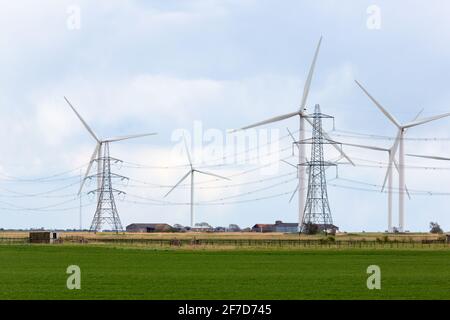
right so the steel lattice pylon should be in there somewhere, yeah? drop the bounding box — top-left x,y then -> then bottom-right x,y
89,142 -> 125,233
299,104 -> 338,233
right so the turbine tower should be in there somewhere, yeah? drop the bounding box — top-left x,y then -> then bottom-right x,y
355,80 -> 450,232
164,136 -> 230,228
234,37 -> 354,232
65,97 -> 157,232
300,105 -> 337,233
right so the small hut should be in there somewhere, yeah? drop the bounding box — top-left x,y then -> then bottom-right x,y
29,231 -> 60,244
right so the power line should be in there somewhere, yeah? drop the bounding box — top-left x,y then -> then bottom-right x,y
0,196 -> 95,212
122,191 -> 294,207
331,177 -> 450,196
0,163 -> 88,183
330,129 -> 450,141
201,177 -> 297,203
121,130 -> 299,170
125,171 -> 297,190
0,181 -> 82,198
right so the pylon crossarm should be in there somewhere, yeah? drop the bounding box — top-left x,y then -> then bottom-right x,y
95,156 -> 123,163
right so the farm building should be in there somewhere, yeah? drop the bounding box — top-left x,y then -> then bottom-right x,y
126,223 -> 173,233
29,231 -> 60,244
252,221 -> 339,234
252,221 -> 297,233
252,224 -> 275,233
274,221 -> 298,233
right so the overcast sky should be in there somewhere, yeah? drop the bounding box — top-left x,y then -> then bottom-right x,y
1,0 -> 450,232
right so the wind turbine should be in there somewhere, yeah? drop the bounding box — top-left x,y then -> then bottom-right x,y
355,80 -> 450,232
234,37 -> 354,232
164,137 -> 230,228
339,141 -> 411,232
65,97 -> 157,231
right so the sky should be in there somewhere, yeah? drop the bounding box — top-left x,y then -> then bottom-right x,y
1,0 -> 450,232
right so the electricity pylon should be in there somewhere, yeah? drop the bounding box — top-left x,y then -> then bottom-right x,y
299,104 -> 338,233
65,97 -> 157,232
89,142 -> 126,233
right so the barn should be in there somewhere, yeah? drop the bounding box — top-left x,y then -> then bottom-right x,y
252,224 -> 275,233
126,223 -> 173,233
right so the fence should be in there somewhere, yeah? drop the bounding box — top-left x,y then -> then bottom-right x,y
0,237 -> 448,249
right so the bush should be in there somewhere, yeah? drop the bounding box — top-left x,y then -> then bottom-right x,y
430,222 -> 443,234
302,222 -> 319,235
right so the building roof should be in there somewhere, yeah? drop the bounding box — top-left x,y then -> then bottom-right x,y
275,222 -> 298,227
126,223 -> 172,228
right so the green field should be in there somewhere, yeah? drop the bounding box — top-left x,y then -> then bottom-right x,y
0,245 -> 449,299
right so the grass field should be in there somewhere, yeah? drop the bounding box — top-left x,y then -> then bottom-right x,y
0,244 -> 449,300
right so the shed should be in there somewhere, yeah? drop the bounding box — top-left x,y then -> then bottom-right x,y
29,231 -> 60,244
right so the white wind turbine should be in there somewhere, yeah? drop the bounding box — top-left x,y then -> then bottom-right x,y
234,37 -> 354,232
339,141 -> 412,232
164,137 -> 230,228
355,80 -> 450,232
65,97 -> 157,196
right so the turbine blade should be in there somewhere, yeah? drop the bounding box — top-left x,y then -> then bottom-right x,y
326,134 -> 354,166
406,154 -> 450,161
305,116 -> 354,165
64,96 -> 99,142
354,80 -> 401,129
287,127 -> 300,150
289,184 -> 299,203
281,159 -> 297,169
300,36 -> 322,112
394,160 -> 411,199
381,164 -> 391,192
194,170 -> 230,181
381,132 -> 402,192
105,133 -> 157,143
412,108 -> 424,121
388,131 -> 402,163
405,184 -> 411,200
393,159 -> 400,172
182,134 -> 193,167
79,143 -> 100,194
233,111 -> 299,131
302,116 -> 355,165
164,171 -> 191,198
403,112 -> 450,129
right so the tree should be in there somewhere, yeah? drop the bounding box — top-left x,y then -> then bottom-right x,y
302,222 -> 319,235
429,222 -> 443,234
